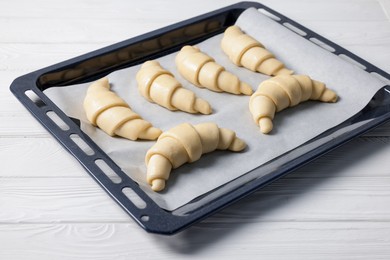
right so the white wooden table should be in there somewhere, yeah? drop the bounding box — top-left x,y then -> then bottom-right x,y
1,0 -> 390,259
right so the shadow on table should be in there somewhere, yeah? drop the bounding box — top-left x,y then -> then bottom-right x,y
151,135 -> 390,254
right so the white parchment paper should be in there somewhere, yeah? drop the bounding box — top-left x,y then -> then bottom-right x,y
44,8 -> 385,210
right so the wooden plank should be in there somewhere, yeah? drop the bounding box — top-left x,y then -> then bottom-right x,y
261,0 -> 388,21
0,18 -> 166,44
0,115 -> 50,137
0,137 -> 87,177
0,177 -> 129,223
0,1 -> 237,45
0,0 -> 240,20
1,159 -> 390,223
1,18 -> 389,46
0,20 -> 383,46
0,0 -> 387,22
0,1 -> 388,44
0,178 -> 127,223
379,0 -> 390,20
0,44 -> 104,73
0,222 -> 389,259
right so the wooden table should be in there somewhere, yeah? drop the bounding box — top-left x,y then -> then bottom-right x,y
1,0 -> 390,259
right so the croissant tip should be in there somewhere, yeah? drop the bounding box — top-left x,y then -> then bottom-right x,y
240,82 -> 253,95
329,93 -> 338,103
89,77 -> 110,91
320,89 -> 338,103
195,99 -> 212,115
182,45 -> 198,51
151,179 -> 166,192
327,94 -> 338,103
139,127 -> 162,140
226,25 -> 240,32
259,117 -> 273,134
142,60 -> 159,68
229,137 -> 247,152
98,77 -> 108,82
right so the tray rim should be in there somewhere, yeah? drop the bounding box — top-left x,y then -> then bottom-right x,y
9,1 -> 390,235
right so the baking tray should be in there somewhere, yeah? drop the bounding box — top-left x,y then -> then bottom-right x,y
10,1 -> 390,235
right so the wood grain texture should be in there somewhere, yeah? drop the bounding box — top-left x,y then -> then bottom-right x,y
379,0 -> 390,19
1,0 -> 390,259
0,137 -> 87,176
1,174 -> 390,223
0,222 -> 390,260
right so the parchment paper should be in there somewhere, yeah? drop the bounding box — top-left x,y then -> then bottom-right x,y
44,8 -> 385,210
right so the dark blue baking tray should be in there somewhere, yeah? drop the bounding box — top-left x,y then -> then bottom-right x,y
10,2 -> 390,234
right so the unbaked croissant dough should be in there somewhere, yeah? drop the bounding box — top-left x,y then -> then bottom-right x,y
175,45 -> 253,95
249,75 -> 338,134
136,60 -> 212,114
84,77 -> 162,140
145,122 -> 246,191
221,25 -> 293,76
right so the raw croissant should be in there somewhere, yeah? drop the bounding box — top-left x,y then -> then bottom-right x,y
136,60 -> 212,114
84,77 -> 162,140
145,122 -> 246,191
175,45 -> 253,95
221,25 -> 293,76
249,75 -> 338,134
